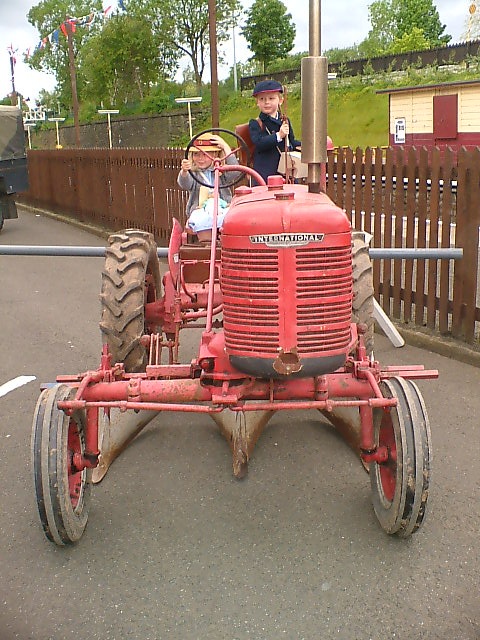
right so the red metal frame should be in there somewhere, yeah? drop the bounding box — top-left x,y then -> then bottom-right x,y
53,160 -> 438,478
56,334 -> 438,473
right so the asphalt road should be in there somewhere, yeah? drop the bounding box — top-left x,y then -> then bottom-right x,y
1,207 -> 479,640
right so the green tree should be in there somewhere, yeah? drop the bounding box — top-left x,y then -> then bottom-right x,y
37,88 -> 63,114
242,0 -> 296,73
388,26 -> 430,53
26,0 -> 103,109
359,0 -> 451,57
323,46 -> 362,63
127,0 -> 240,92
395,0 -> 450,46
80,14 -> 162,105
358,0 -> 395,57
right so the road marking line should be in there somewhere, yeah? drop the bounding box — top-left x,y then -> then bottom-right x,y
0,375 -> 37,399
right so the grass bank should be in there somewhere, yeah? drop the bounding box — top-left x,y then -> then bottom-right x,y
212,83 -> 389,150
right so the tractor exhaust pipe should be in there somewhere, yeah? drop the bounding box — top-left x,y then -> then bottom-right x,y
302,0 -> 364,457
301,0 -> 328,192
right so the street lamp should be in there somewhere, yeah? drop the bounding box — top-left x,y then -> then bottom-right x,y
24,122 -> 36,150
48,117 -> 65,148
98,109 -> 119,149
174,97 -> 202,138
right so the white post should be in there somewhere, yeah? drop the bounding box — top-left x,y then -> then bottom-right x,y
107,112 -> 112,149
174,97 -> 202,139
98,109 -> 119,149
187,102 -> 193,138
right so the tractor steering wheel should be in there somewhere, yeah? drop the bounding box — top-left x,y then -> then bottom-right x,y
184,128 -> 250,189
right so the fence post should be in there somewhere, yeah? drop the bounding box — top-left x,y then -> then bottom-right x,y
452,147 -> 480,342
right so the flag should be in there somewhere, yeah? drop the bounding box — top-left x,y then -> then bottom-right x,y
7,44 -> 17,65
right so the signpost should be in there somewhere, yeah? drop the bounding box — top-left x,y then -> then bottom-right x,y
98,109 -> 119,149
48,117 -> 66,148
175,97 -> 202,138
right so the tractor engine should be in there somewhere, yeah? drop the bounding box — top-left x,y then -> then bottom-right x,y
220,178 -> 354,378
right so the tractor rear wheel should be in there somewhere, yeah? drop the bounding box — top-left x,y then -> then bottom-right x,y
370,377 -> 432,537
100,229 -> 161,372
32,384 -> 91,545
352,231 -> 374,355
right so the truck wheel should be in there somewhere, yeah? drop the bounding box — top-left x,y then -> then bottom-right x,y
32,385 -> 91,545
370,377 -> 432,537
100,230 -> 161,372
352,232 -> 374,355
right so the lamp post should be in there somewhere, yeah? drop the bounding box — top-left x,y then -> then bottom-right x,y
98,109 -> 119,149
232,11 -> 238,91
24,122 -> 36,150
174,97 -> 202,138
48,117 -> 66,148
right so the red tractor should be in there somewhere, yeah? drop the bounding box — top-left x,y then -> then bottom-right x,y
32,127 -> 437,545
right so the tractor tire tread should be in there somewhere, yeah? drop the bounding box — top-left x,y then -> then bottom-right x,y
352,234 -> 374,355
100,230 -> 161,372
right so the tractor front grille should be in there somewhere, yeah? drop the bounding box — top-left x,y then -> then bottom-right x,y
221,243 -> 352,357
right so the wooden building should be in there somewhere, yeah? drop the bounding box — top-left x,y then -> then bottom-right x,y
377,79 -> 480,156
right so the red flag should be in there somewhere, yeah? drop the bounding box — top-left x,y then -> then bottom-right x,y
60,19 -> 76,36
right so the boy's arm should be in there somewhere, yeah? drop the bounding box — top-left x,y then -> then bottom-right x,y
249,118 -> 279,153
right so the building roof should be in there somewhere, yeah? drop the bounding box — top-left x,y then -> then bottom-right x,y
377,78 -> 480,95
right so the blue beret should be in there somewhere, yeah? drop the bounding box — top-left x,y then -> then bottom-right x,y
252,80 -> 283,96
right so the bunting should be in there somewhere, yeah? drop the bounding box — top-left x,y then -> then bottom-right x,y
23,1 -> 124,60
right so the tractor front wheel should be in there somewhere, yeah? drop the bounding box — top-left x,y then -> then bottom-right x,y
32,384 -> 91,545
100,229 -> 162,372
370,377 -> 432,537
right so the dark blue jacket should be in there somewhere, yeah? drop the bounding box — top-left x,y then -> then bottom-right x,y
249,111 -> 301,183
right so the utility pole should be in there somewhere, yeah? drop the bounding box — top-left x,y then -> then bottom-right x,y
65,19 -> 81,147
208,0 -> 219,128
7,46 -> 18,107
232,12 -> 238,92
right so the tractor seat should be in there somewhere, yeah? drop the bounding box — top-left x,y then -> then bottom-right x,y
178,244 -> 221,261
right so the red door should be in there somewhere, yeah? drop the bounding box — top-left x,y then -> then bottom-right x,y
433,94 -> 458,143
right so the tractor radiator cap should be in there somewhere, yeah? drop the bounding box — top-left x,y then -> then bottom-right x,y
267,175 -> 285,190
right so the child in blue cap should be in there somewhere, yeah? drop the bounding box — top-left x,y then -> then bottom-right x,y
249,79 -> 301,183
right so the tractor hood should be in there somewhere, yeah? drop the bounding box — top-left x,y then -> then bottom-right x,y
224,182 -> 351,238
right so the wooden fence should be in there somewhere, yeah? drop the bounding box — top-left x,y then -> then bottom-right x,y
21,146 -> 480,345
24,148 -> 187,245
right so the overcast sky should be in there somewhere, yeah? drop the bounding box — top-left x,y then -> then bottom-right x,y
0,0 -> 471,103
